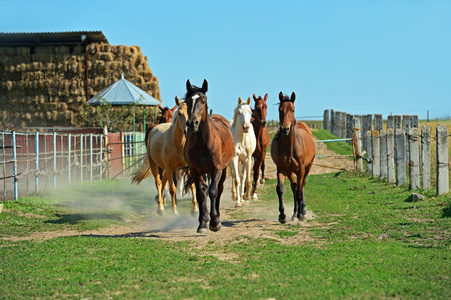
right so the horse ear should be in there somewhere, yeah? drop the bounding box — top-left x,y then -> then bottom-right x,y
291,92 -> 296,102
158,104 -> 164,111
186,80 -> 192,91
279,92 -> 284,102
264,93 -> 268,101
247,97 -> 251,105
253,93 -> 257,101
175,96 -> 181,107
202,79 -> 208,93
238,97 -> 242,104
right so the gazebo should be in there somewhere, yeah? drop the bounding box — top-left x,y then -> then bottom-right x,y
87,74 -> 160,131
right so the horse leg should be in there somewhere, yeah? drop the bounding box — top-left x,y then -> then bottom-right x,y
298,162 -> 313,221
208,169 -> 223,231
288,172 -> 299,221
251,156 -> 261,200
167,172 -> 178,215
195,175 -> 209,234
276,171 -> 287,223
260,158 -> 266,184
243,157 -> 253,200
190,182 -> 198,216
156,167 -> 167,204
231,156 -> 241,206
148,157 -> 164,214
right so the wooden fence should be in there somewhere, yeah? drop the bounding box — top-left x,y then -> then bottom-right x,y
324,110 -> 449,195
1,128 -> 146,200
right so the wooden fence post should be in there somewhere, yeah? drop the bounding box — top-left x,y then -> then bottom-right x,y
387,128 -> 395,184
380,130 -> 387,179
408,127 -> 420,190
410,115 -> 419,128
354,118 -> 363,172
347,114 -> 353,144
387,115 -> 394,131
374,114 -> 383,131
372,130 -> 380,178
366,131 -> 373,176
323,109 -> 330,130
402,115 -> 410,164
395,129 -> 406,186
421,125 -> 430,190
436,124 -> 449,195
330,109 -> 335,134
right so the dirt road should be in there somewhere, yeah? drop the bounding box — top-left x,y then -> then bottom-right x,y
13,135 -> 354,250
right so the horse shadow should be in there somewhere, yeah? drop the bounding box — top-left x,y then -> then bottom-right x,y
45,213 -> 124,225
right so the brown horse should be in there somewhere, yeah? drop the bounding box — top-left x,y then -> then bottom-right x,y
270,92 -> 315,223
132,97 -> 197,215
183,79 -> 234,233
250,93 -> 270,200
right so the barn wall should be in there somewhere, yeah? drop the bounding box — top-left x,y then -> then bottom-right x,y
0,43 -> 160,130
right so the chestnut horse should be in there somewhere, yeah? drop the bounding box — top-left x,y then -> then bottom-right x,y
132,97 -> 197,215
184,79 -> 234,233
229,97 -> 256,207
251,93 -> 270,200
270,92 -> 315,223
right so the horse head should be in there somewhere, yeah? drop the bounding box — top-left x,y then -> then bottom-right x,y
234,97 -> 252,133
252,93 -> 268,127
185,79 -> 208,133
278,92 -> 296,135
157,103 -> 177,124
173,96 -> 188,135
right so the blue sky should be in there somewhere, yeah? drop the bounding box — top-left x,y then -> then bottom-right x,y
1,0 -> 450,121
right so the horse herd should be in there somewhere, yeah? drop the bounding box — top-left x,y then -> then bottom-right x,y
132,80 -> 316,234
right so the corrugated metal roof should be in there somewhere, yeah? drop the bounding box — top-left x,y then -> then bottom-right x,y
88,74 -> 160,106
0,31 -> 108,46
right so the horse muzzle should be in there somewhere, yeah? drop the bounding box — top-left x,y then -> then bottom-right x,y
187,120 -> 199,132
280,126 -> 290,135
243,124 -> 250,133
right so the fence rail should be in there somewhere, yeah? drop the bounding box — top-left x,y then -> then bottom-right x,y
0,130 -> 146,200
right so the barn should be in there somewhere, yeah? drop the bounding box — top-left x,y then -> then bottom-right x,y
0,31 -> 161,130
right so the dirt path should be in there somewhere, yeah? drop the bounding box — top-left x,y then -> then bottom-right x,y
8,135 -> 353,249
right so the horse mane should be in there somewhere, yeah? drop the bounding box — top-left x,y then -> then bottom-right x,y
185,85 -> 203,97
280,94 -> 292,103
230,105 -> 240,129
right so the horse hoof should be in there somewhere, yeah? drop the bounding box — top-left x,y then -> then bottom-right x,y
209,222 -> 222,232
252,193 -> 258,200
157,209 -> 164,216
235,202 -> 242,208
259,178 -> 265,185
278,217 -> 287,224
191,209 -> 198,217
197,227 -> 208,234
173,210 -> 179,216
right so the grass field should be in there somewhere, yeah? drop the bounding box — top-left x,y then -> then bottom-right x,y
1,170 -> 450,298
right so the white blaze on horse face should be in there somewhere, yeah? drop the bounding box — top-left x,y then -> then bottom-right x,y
191,94 -> 200,116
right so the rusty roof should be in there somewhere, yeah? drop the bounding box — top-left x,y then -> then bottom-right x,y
0,31 -> 108,46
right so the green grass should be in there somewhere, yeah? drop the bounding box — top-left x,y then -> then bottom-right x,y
312,129 -> 354,156
1,173 -> 450,299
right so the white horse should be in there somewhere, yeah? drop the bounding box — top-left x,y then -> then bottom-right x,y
229,97 -> 257,207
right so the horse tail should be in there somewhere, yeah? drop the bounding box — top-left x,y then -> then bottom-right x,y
131,156 -> 152,185
180,166 -> 194,194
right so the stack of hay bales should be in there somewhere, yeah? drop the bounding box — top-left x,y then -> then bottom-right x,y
0,42 -> 160,130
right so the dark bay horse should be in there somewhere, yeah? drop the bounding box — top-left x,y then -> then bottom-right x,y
270,92 -> 315,223
183,79 -> 234,233
251,93 -> 270,200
